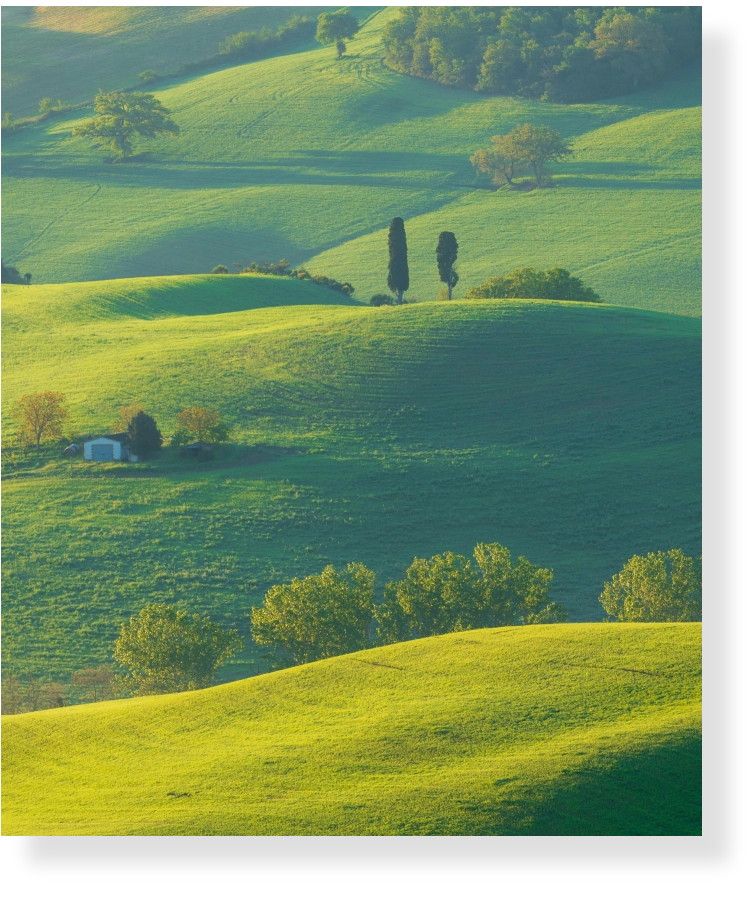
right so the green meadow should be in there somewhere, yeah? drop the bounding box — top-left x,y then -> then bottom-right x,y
1,623 -> 702,836
2,277 -> 700,679
2,9 -> 700,315
2,6 -> 702,837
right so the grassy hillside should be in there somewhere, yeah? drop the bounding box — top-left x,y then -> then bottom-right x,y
1,623 -> 702,836
1,9 -> 701,315
0,5 -> 335,117
1,278 -> 701,679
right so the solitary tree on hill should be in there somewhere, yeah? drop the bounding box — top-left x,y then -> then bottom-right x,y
127,410 -> 162,456
13,391 -> 69,450
436,231 -> 459,300
316,10 -> 359,59
387,217 -> 409,304
471,123 -> 572,188
73,90 -> 179,159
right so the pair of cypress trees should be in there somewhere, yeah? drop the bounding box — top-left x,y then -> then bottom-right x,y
387,218 -> 458,303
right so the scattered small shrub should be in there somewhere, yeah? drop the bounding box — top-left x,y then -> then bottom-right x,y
212,264 -> 229,274
370,293 -> 394,306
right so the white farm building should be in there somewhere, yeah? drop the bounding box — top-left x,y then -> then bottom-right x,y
83,433 -> 138,462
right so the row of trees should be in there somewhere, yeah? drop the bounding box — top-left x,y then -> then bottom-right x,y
253,544 -> 564,666
2,666 -> 116,715
212,259 -> 355,296
382,7 -> 701,102
471,124 -> 572,189
3,548 -> 700,709
386,218 -> 460,304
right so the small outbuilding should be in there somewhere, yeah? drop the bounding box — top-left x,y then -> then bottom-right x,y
83,433 -> 138,463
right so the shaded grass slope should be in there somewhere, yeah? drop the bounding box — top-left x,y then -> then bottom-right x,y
1,9 -> 700,315
1,623 -> 702,836
1,283 -> 701,678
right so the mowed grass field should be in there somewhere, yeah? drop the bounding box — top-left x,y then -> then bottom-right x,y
1,623 -> 702,836
2,277 -> 701,679
1,9 -> 700,315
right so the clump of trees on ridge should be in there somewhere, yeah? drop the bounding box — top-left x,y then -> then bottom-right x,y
465,267 -> 601,302
382,7 -> 701,102
212,259 -> 355,297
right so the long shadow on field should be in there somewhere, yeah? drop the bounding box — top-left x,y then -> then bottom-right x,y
520,730 -> 702,836
1,151 -> 473,191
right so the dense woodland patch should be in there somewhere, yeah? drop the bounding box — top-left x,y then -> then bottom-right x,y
383,6 -> 701,102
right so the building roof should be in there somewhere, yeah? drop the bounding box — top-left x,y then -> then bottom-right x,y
86,433 -> 130,444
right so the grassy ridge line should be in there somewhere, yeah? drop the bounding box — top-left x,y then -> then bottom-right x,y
1,623 -> 702,836
1,8 -> 700,315
1,273 -> 361,330
1,291 -> 701,675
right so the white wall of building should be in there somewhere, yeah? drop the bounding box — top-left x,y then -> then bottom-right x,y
83,438 -> 126,462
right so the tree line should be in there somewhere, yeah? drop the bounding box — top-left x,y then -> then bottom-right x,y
382,6 -> 701,103
0,546 -> 700,712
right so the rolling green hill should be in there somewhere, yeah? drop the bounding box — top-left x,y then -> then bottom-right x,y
1,277 -> 701,680
1,8 -> 701,315
1,623 -> 702,836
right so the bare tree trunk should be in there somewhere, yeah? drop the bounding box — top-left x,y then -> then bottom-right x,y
447,282 -> 452,301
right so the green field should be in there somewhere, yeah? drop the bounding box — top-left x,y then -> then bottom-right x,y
2,277 -> 701,680
1,622 -> 702,836
1,8 -> 700,316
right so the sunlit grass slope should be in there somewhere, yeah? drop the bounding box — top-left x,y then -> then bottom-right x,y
2,280 -> 701,678
1,623 -> 702,836
1,9 -> 700,315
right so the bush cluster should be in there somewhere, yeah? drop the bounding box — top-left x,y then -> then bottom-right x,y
213,258 -> 355,296
465,267 -> 601,302
219,15 -> 314,60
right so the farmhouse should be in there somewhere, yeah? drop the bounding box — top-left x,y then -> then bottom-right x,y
83,433 -> 138,462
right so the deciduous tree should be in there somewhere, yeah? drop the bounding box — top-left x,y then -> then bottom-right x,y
113,604 -> 243,695
175,407 -> 229,444
71,666 -> 115,703
599,550 -> 702,622
375,543 -> 564,643
73,90 -> 179,159
252,563 -> 375,664
13,391 -> 69,450
113,402 -> 145,434
316,11 -> 359,59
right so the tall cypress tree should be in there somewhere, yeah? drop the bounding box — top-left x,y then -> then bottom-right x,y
387,217 -> 409,304
436,231 -> 459,300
